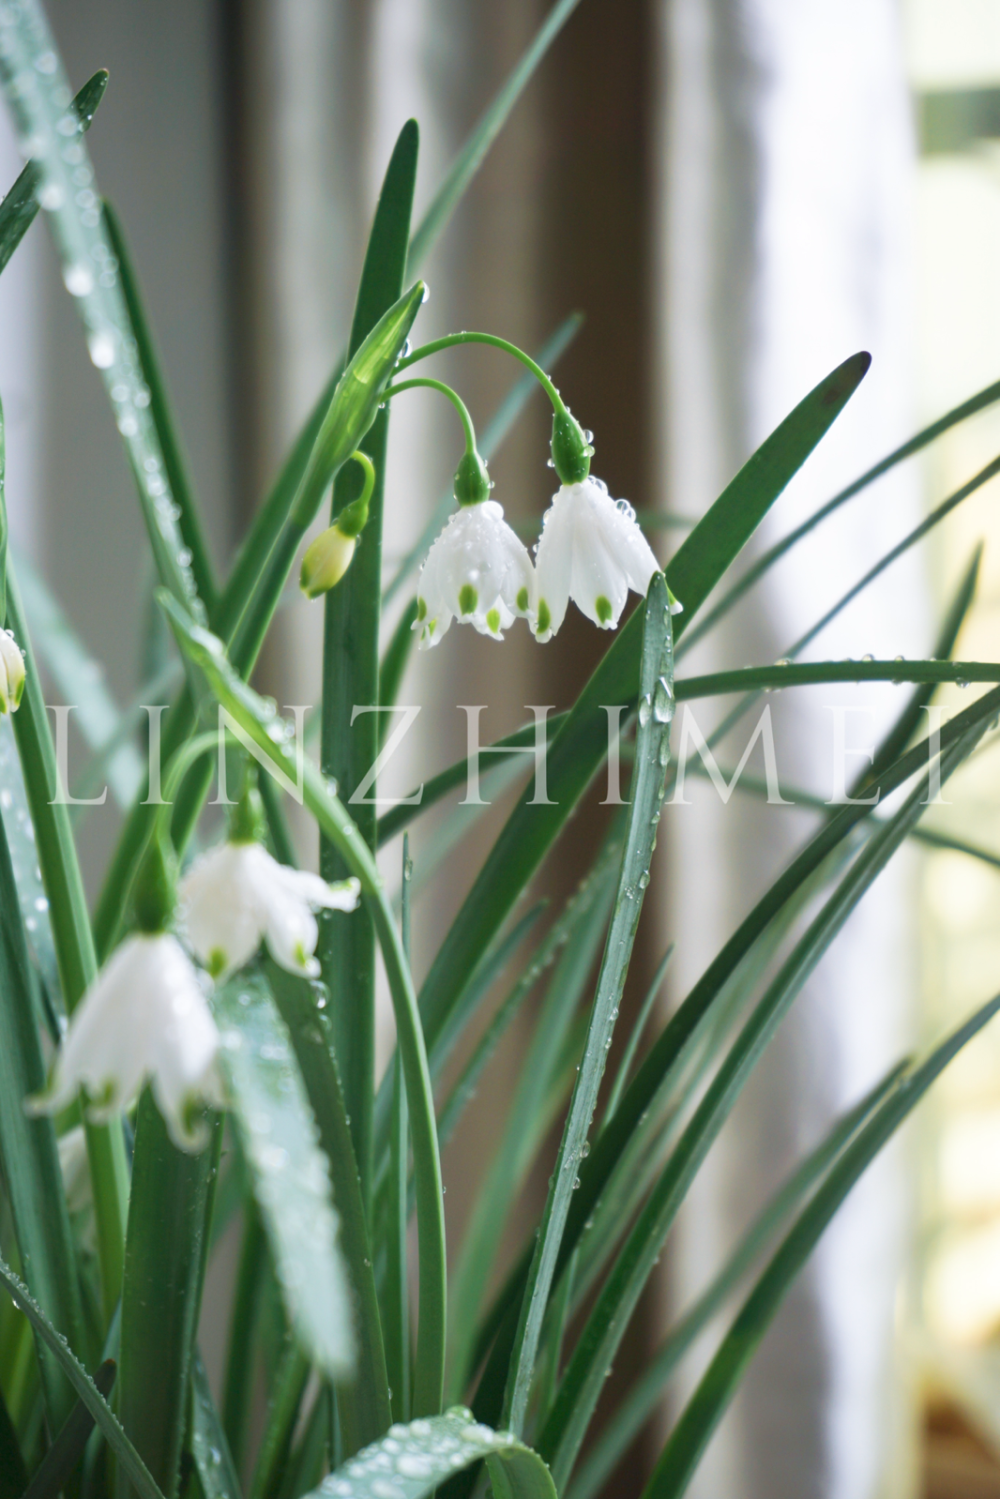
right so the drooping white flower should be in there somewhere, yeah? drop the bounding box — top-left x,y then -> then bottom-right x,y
179,840 -> 361,980
0,628 -> 25,714
28,933 -> 225,1151
414,499 -> 535,649
532,477 -> 666,641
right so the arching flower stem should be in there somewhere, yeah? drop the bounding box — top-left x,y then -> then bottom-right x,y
383,375 -> 479,458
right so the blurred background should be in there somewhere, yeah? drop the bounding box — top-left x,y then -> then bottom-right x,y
6,2 -> 1000,1496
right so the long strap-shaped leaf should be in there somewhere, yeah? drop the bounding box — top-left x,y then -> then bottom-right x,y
642,990 -> 1000,1499
120,1095 -> 221,1499
460,684 -> 1000,1464
161,594 -> 447,1417
0,1252 -> 165,1499
416,352 -> 870,1060
0,800 -> 83,1429
307,1410 -> 555,1499
6,563 -> 129,1315
0,68 -> 107,280
503,574 -> 675,1434
0,5 -> 203,616
213,969 -> 355,1381
680,372 -> 1000,653
537,722 -> 983,1487
320,119 -> 418,1213
567,1066 -> 904,1499
266,959 -> 391,1450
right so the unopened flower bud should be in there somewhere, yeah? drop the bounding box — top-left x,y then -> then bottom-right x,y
453,449 -> 491,506
550,408 -> 593,487
0,629 -> 25,714
300,524 -> 357,599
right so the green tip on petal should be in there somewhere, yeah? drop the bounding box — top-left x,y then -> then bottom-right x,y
595,594 -> 612,625
486,608 -> 501,634
537,598 -> 552,636
516,586 -> 529,613
207,948 -> 228,979
459,583 -> 478,615
416,597 -> 427,621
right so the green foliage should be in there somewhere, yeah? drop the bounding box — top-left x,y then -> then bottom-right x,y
0,4 -> 997,1498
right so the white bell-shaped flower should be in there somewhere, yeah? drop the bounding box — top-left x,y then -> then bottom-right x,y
179,840 -> 361,980
532,477 -> 662,641
414,499 -> 535,649
0,628 -> 25,714
28,933 -> 225,1151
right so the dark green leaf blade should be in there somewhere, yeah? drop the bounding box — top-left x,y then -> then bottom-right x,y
119,1094 -> 220,1497
308,1411 -> 556,1499
643,992 -> 1000,1499
319,118 -> 419,1217
0,70 -> 107,280
21,1358 -> 116,1499
0,1252 -> 165,1499
0,800 -> 84,1429
213,969 -> 355,1381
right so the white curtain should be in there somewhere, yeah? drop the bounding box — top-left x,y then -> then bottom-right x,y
658,3 -> 924,1497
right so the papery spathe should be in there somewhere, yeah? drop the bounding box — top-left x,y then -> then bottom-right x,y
532,478 -> 662,641
28,933 -> 224,1151
179,840 -> 360,979
414,499 -> 535,648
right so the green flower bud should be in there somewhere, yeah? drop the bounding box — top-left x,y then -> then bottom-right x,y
291,281 -> 427,528
0,629 -> 24,715
453,449 -> 491,506
550,408 -> 593,486
300,524 -> 357,598
228,778 -> 265,845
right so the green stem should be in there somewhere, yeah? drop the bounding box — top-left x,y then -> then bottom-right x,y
5,565 -> 128,1320
396,331 -> 568,418
384,377 -> 479,454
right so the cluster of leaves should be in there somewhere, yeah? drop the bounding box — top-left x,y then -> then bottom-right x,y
1,3 -> 1000,1499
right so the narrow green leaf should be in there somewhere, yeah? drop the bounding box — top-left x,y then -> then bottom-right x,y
103,201 -> 218,610
0,10 -> 203,617
213,968 -> 354,1381
675,658 -> 1000,699
852,542 -> 982,797
308,1410 -> 556,1499
446,849 -> 619,1402
681,374 -> 1000,653
247,1340 -> 309,1499
319,118 -> 419,1220
15,551 -> 144,807
504,576 -> 675,1434
379,600 -> 419,716
190,1352 -> 242,1499
266,957 -> 392,1451
0,715 -> 60,1023
384,837 -> 412,1426
0,69 -> 107,280
567,1067 -> 905,1499
0,800 -> 83,1428
21,1357 -> 115,1499
162,594 -> 447,1419
538,723 -> 984,1487
416,352 -> 870,1068
602,946 -> 673,1124
409,0 -> 583,269
120,1094 -> 220,1499
643,992 -> 1000,1499
6,562 -> 129,1318
0,1381 -> 26,1499
465,685 -> 1000,1456
221,1202 -> 265,1476
0,1253 -> 165,1499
